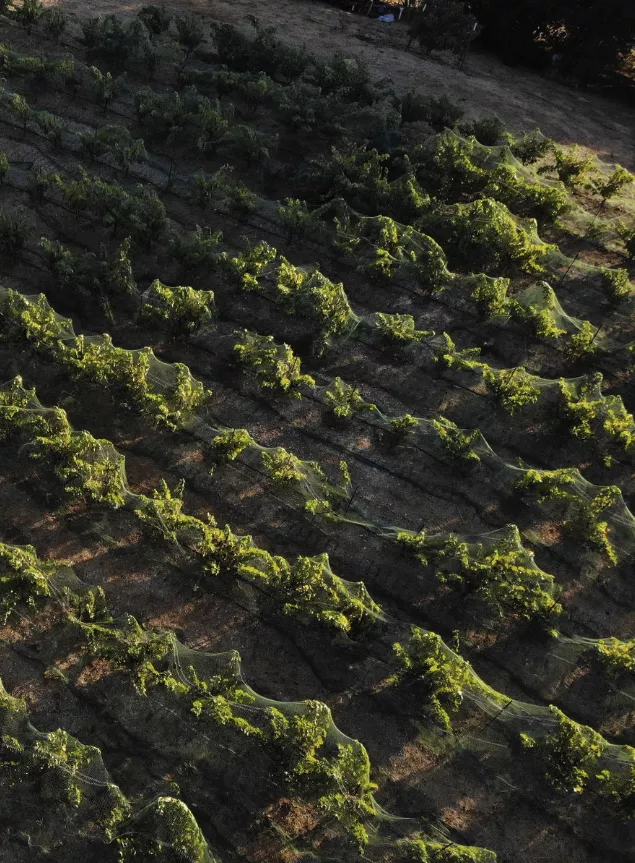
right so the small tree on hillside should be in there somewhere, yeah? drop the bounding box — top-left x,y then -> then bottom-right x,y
407,0 -> 479,61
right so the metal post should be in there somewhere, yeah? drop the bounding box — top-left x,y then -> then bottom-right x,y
343,485 -> 358,515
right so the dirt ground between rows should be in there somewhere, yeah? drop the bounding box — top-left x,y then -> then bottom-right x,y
43,0 -> 635,168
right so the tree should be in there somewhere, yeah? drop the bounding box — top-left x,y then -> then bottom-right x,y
14,0 -> 43,34
174,13 -> 204,55
34,111 -> 68,149
41,7 -> 67,41
407,0 -> 479,60
138,4 -> 172,36
472,0 -> 635,83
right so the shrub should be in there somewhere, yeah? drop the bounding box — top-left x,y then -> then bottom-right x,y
117,797 -> 209,863
221,241 -> 276,290
434,332 -> 482,371
34,111 -> 68,149
598,166 -> 633,200
7,92 -> 31,132
82,16 -> 149,69
141,281 -> 214,336
484,164 -> 569,221
552,147 -> 593,188
398,524 -> 560,622
174,14 -> 204,54
431,418 -> 480,463
565,321 -> 600,362
86,66 -> 127,111
261,448 -> 305,485
511,282 -> 566,339
563,485 -> 620,565
279,199 -> 325,240
594,637 -> 635,678
41,7 -> 67,41
233,330 -> 315,397
14,0 -> 43,34
389,414 -> 419,439
407,0 -> 478,59
80,124 -> 146,173
520,705 -> 606,794
218,124 -> 277,168
484,366 -> 540,414
169,226 -> 222,269
597,767 -> 635,820
400,91 -> 464,130
138,4 -> 172,36
375,312 -> 432,344
618,222 -> 635,259
324,377 -> 376,420
446,527 -> 559,620
211,17 -> 309,81
0,210 -> 28,258
507,131 -> 554,164
55,171 -> 166,246
393,628 -> 470,730
600,267 -> 632,304
209,429 -> 254,464
468,274 -> 510,318
462,116 -> 506,146
515,467 -> 577,503
274,258 -> 356,345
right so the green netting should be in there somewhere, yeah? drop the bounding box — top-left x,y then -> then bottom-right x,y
140,279 -> 216,336
0,678 -> 218,862
274,194 -> 611,352
0,376 -> 382,633
0,288 -> 209,428
435,335 -> 635,452
513,280 -> 603,340
4,496 -> 635,859
8,530 -> 635,860
6,357 -> 627,640
473,433 -> 635,562
429,130 -> 635,255
299,197 -> 453,291
0,540 -> 495,863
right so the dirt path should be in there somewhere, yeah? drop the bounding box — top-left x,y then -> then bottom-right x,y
44,0 -> 635,168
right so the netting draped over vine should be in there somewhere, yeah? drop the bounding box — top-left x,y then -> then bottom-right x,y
0,542 -> 496,862
0,376 -> 382,633
0,287 -> 210,429
3,534 -> 635,863
0,677 -> 219,863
